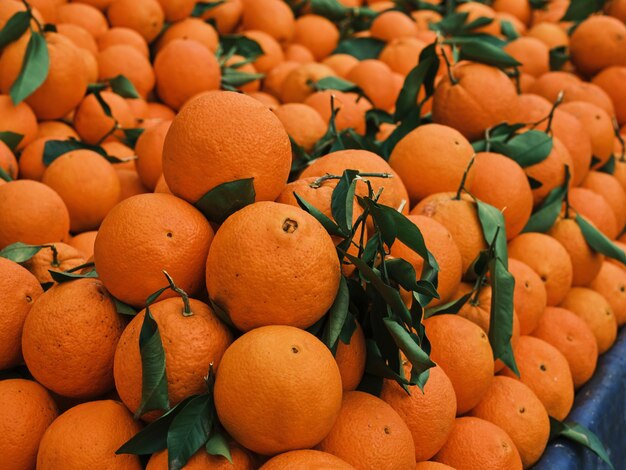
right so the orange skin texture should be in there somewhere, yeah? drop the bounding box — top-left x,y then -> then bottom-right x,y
97,27 -> 150,58
148,445 -> 255,470
156,0 -> 196,22
390,215 -> 463,306
260,450 -> 355,469
304,90 -> 372,135
569,187 -> 619,240
22,279 -> 126,399
423,315 -> 494,415
57,23 -> 99,55
145,102 -> 176,121
22,242 -> 86,285
380,38 -> 426,76
469,152 -> 533,240
590,261 -> 626,326
43,150 -> 121,233
107,0 -> 165,42
469,376 -> 549,468
323,53 -> 360,78
215,326 -> 343,455
273,103 -> 326,151
528,72 -> 581,104
0,259 -> 43,369
317,391 -> 416,470
74,91 -> 135,145
249,91 -> 280,109
548,217 -> 604,287
527,22 -> 569,49
0,140 -> 17,179
0,95 -> 37,150
57,2 -> 109,38
157,18 -> 219,53
36,120 -> 79,140
415,463 -> 455,470
0,32 -> 87,120
163,91 -> 290,203
243,30 -> 285,73
97,44 -> 155,98
241,0 -> 295,43
411,10 -> 443,32
347,59 -> 399,112
504,37 -> 549,78
525,138 -> 574,208
593,66 -> 626,125
582,171 -> 626,231
492,0 -> 531,24
116,168 -> 150,202
280,62 -> 336,103
411,192 -> 487,275
561,82 -> 615,117
284,43 -> 316,63
508,258 -> 548,335
68,230 -> 98,259
559,287 -> 618,354
335,322 -> 367,391
293,14 -> 340,61
37,400 -> 142,470
370,10 -> 418,41
0,180 -> 70,249
508,233 -> 573,307
0,379 -> 58,470
532,306 -> 598,389
570,16 -> 626,77
134,120 -> 171,190
501,336 -> 574,421
432,62 -> 520,141
389,123 -> 475,205
114,297 -> 233,419
380,365 -> 457,462
94,193 -> 213,307
19,137 -> 55,181
433,417 -> 522,470
201,0 -> 243,34
606,0 -> 626,22
206,201 -> 340,331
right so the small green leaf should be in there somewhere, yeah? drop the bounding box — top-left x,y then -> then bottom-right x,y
109,74 -> 140,99
48,269 -> 98,283
424,291 -> 473,318
43,138 -> 108,165
0,131 -> 23,151
463,16 -> 494,31
313,76 -> 361,94
219,35 -> 264,60
522,166 -> 570,233
598,155 -> 616,175
489,255 -> 518,374
0,11 -> 30,48
576,214 -> 626,265
10,32 -> 49,105
0,242 -> 45,263
331,170 -> 359,233
194,178 -> 256,224
221,68 -> 264,88
191,1 -> 225,17
333,37 -> 386,60
561,0 -> 604,22
114,298 -> 137,316
549,418 -> 615,470
294,191 -> 346,237
310,0 -> 349,19
457,39 -> 521,68
385,258 -> 439,299
475,199 -> 508,266
205,430 -> 232,463
322,276 -> 350,350
549,46 -> 569,71
394,45 -> 439,121
123,128 -> 145,149
492,130 -> 553,168
430,12 -> 469,36
0,166 -> 13,182
167,394 -> 213,470
500,20 -> 520,40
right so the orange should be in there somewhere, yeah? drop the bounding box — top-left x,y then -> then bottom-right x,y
317,390 -> 416,470
42,150 -> 120,233
569,15 -> 626,77
433,417 -> 522,470
562,82 -> 615,117
272,103 -> 326,152
22,242 -> 86,284
0,33 -> 88,120
607,0 -> 626,21
469,152 -> 533,240
590,261 -> 626,326
280,62 -> 336,103
243,30 -> 285,73
527,22 -> 569,49
0,140 -> 17,180
469,376 -> 549,468
116,168 -> 149,202
456,2 -> 501,36
508,258 -> 548,335
284,43 -> 316,63
94,193 -> 213,307
501,335 -> 574,421
0,379 -> 58,470
525,136 -> 572,207
97,44 -> 155,99
37,400 -> 142,470
107,0 -> 165,42
114,297 -> 232,418
293,14 -> 340,60
381,365 -> 457,461
22,279 -> 125,398
68,230 -> 98,259
251,91 -> 280,109
504,37 -> 550,78
411,192 -> 487,274
57,23 -> 99,55
201,0 -> 243,34
559,287 -> 618,354
157,17 -> 219,52
347,59 -> 398,111
0,95 -> 37,150
0,258 -> 43,369
156,0 -> 196,21
492,0 -> 531,24
18,137 -> 54,181
415,463 -> 454,470
569,187 -> 618,240
35,120 -> 79,140
380,37 -> 426,76
145,102 -> 176,121
241,0 -> 295,43
532,306 -> 598,388
103,141 -> 136,169
334,322 -> 367,391
411,10 -> 443,32
224,54 -> 261,93
147,445 -> 255,470
260,450 -> 354,469
304,90 -> 372,135
508,233 -> 573,306
73,91 -> 135,145
57,2 -> 108,38
528,72 -> 581,104
154,174 -> 172,194
531,0 -> 569,25
0,180 -> 69,249
390,215 -> 463,306
582,171 -> 626,231
134,120 -> 171,190
323,53 -> 359,78
370,10 -> 418,41
97,27 -> 150,58
215,326 -> 343,455
423,314 -> 494,414
593,66 -> 626,125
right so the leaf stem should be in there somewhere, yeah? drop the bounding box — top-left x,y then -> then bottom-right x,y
162,270 -> 193,316
97,122 -> 118,146
48,243 -> 59,267
454,154 -> 475,200
22,0 -> 44,33
530,91 -> 564,133
612,117 -> 625,162
438,39 -> 458,85
309,172 -> 393,188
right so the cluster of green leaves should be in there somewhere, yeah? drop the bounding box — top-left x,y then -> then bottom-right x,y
309,0 -> 378,38
561,0 -> 607,23
217,35 -> 265,91
191,0 -> 225,18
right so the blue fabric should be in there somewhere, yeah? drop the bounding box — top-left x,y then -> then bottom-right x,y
533,327 -> 626,470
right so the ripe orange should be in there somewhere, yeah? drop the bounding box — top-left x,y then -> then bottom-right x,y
304,90 -> 372,135
508,258 -> 548,335
504,37 -> 550,78
581,171 -> 626,232
284,43 -> 316,63
243,30 -> 285,73
116,168 -> 150,202
433,417 -> 522,470
18,137 -> 56,181
527,22 -> 569,49
163,91 -> 291,203
68,230 -> 98,259
569,187 -> 619,240
532,306 -> 598,388
323,53 -> 359,78
562,82 -> 615,116
94,193 -> 213,307
215,326 -> 343,455
200,0 -> 243,34
114,297 -> 233,418
590,261 -> 626,326
107,0 -> 165,42
380,37 -> 426,76
263,61 -> 300,97
97,27 -> 150,58
371,10 -> 418,41
0,379 -> 58,470
593,66 -> 626,125
415,463 -> 454,470
569,15 -> 626,77
381,365 -> 457,461
280,62 -> 336,103
241,0 -> 295,43
147,445 -> 255,469
57,23 -> 99,55
0,95 -> 38,150
272,103 -> 327,151
347,59 -> 399,111
156,0 -> 196,21
456,2 -> 500,35
56,2 -> 109,38
260,450 -> 354,469
334,322 -> 367,391
37,400 -> 142,470
492,0 -> 531,24
22,242 -> 86,284
531,0 -> 569,24
317,390 -> 416,470
35,120 -> 79,140
134,120 -> 171,190
292,14 -> 340,60
145,102 -> 176,121
97,44 -> 155,99
528,72 -> 582,107
73,91 -> 135,145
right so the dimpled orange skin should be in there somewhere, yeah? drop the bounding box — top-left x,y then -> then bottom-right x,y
508,258 -> 548,335
469,376 -> 550,468
206,202 -> 340,331
107,0 -> 164,42
134,120 -> 171,190
0,259 -> 43,370
423,315 -> 494,415
389,124 -> 475,205
147,445 -> 255,470
260,450 -> 355,469
37,400 -> 142,470
380,366 -> 457,462
163,91 -> 290,203
0,379 -> 58,470
317,391 -> 416,470
94,193 -> 213,307
22,242 -> 86,285
272,103 -> 327,152
590,261 -> 626,326
215,326 -> 343,455
0,180 -> 70,249
114,297 -> 232,419
334,322 -> 367,391
21,279 -> 126,399
69,231 -> 98,259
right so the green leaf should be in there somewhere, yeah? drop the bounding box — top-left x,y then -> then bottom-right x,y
219,35 -> 264,60
322,276 -> 350,349
114,298 -> 137,316
331,170 -> 359,233
576,214 -> 626,265
0,242 -> 45,263
0,166 -> 13,182
363,339 -> 410,387
191,1 -> 225,17
394,44 -> 439,121
549,45 -> 569,71
123,128 -> 145,149
463,16 -> 494,31
0,11 -> 30,48
10,32 -> 49,105
48,269 -> 98,283
549,418 -> 614,470
492,131 -> 553,167
310,0 -> 349,19
561,0 -> 604,21
430,12 -> 469,36
0,131 -> 23,151
333,37 -> 386,60
109,74 -> 140,99
135,308 -> 169,418
313,76 -> 361,94
205,430 -> 232,463
500,20 -> 520,40
457,39 -> 521,68
424,291 -> 473,318
475,199 -> 508,266
598,155 -> 616,175
93,89 -> 113,117
194,178 -> 256,224
294,191 -> 346,237
167,394 -> 213,470
489,255 -> 519,374
522,166 -> 570,233
221,68 -> 264,88
385,258 -> 440,299
43,138 -> 108,165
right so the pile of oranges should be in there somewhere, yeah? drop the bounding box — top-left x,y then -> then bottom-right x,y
1,0 -> 626,468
